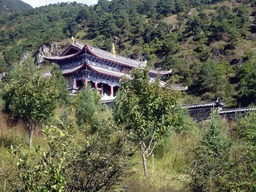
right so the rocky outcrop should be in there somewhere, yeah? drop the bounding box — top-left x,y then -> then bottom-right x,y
35,43 -> 62,66
19,51 -> 29,65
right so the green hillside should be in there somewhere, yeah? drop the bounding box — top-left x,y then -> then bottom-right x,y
1,1 -> 256,191
0,0 -> 32,16
0,0 -> 256,106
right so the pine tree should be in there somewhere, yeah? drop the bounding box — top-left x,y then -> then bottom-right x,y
190,111 -> 231,191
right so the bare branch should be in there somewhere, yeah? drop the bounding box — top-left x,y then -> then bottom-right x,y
146,141 -> 157,158
147,130 -> 156,151
142,142 -> 147,151
140,142 -> 145,155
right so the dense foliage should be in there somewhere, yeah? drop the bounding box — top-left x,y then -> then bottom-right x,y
190,112 -> 256,191
2,59 -> 59,150
113,68 -> 177,177
0,0 -> 32,16
0,0 -> 256,105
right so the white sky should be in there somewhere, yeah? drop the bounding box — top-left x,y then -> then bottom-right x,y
22,0 -> 98,8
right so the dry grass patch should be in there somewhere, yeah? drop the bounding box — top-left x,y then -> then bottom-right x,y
164,15 -> 178,25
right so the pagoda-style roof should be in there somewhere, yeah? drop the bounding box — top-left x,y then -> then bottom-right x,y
44,42 -> 172,75
44,44 -> 86,61
62,62 -> 131,79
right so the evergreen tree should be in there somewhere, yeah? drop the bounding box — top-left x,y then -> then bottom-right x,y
190,111 -> 232,191
50,64 -> 69,105
74,86 -> 98,129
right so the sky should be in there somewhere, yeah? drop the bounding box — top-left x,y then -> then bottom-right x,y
22,0 -> 98,8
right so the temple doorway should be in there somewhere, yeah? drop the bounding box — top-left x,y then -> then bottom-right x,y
76,80 -> 84,89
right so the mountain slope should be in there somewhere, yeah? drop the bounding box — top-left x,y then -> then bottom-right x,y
0,0 -> 255,106
0,0 -> 32,15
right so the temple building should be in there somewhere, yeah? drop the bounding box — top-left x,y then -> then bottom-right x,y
44,42 -> 178,99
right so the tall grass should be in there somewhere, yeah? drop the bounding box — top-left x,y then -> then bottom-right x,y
123,124 -> 203,191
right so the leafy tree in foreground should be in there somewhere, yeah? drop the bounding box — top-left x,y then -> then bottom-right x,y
65,120 -> 132,191
113,68 -> 177,177
2,62 -> 59,150
236,111 -> 256,145
7,121 -> 131,191
8,126 -> 71,191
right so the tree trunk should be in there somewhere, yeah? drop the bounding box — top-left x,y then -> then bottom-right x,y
141,148 -> 147,177
27,123 -> 33,151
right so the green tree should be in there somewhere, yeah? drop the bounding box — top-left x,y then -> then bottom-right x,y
9,126 -> 71,191
237,61 -> 256,106
156,0 -> 175,16
2,62 -> 59,150
65,120 -> 132,191
113,68 -> 177,177
74,86 -> 98,129
189,112 -> 232,191
0,57 -> 7,72
51,64 -> 69,105
190,60 -> 227,100
236,112 -> 256,145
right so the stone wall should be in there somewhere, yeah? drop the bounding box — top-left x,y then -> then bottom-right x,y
185,101 -> 256,121
102,99 -> 256,121
187,107 -> 214,121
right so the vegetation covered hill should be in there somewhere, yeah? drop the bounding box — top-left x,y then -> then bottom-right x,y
1,1 -> 256,191
1,61 -> 256,191
0,0 -> 32,16
0,0 -> 256,106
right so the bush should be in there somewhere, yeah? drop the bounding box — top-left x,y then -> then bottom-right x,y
64,121 -> 133,191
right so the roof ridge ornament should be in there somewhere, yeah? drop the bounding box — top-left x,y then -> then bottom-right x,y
72,36 -> 75,43
111,43 -> 116,57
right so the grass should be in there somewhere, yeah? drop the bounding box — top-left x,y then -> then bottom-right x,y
123,127 -> 203,191
163,15 -> 177,25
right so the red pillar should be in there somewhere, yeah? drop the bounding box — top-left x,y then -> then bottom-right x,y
101,83 -> 103,95
95,80 -> 97,89
85,78 -> 88,89
111,83 -> 113,97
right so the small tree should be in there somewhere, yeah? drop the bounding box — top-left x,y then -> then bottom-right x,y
2,62 -> 59,150
189,111 -> 232,191
51,64 -> 69,105
236,111 -> 256,145
113,68 -> 177,177
9,126 -> 72,191
65,120 -> 132,191
74,86 -> 98,129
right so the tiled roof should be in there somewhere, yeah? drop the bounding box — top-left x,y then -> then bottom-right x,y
44,53 -> 77,60
85,44 -> 172,75
61,61 -> 174,88
89,64 -> 131,79
61,61 -> 131,79
44,44 -> 85,61
45,42 -> 172,75
62,64 -> 85,75
86,45 -> 145,68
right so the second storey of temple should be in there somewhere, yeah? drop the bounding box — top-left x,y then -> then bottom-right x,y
44,42 -> 173,98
